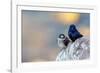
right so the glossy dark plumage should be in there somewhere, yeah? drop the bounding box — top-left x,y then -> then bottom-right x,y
68,24 -> 83,42
63,37 -> 70,46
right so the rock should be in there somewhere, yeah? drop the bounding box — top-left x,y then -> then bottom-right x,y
56,37 -> 90,61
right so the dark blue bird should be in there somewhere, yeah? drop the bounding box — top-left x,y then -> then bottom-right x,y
68,24 -> 83,42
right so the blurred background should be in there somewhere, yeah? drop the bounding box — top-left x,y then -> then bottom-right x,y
22,10 -> 90,62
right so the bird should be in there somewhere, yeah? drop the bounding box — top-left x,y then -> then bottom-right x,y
56,34 -> 71,61
57,34 -> 70,49
68,24 -> 83,42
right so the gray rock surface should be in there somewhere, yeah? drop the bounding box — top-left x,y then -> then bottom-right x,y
56,37 -> 90,61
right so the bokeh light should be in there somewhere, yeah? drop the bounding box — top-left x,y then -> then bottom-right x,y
79,27 -> 90,36
56,13 -> 80,24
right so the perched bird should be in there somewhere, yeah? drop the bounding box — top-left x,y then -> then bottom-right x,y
57,34 -> 70,49
56,34 -> 71,61
68,24 -> 83,42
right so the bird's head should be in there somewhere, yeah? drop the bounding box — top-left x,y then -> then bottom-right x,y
69,24 -> 77,32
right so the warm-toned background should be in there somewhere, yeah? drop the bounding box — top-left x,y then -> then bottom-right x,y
22,10 -> 90,62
